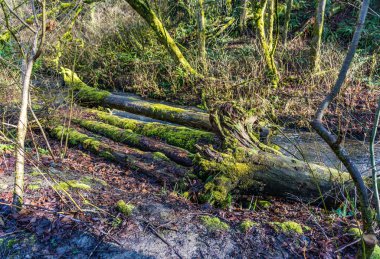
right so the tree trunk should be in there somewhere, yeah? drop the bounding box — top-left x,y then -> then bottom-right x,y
197,0 -> 207,73
13,57 -> 34,209
74,118 -> 194,166
49,126 -> 190,184
125,0 -> 198,76
310,0 -> 326,72
61,68 -> 212,131
251,0 -> 279,88
237,0 -> 248,33
91,110 -> 217,153
283,0 -> 293,45
195,102 -> 353,206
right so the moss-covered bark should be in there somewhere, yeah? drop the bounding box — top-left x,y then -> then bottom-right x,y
195,145 -> 351,207
197,0 -> 207,72
49,126 -> 189,183
74,118 -> 194,166
92,110 -> 217,153
283,0 -> 293,45
124,0 -> 198,76
310,0 -> 326,72
61,68 -> 213,130
251,0 -> 279,88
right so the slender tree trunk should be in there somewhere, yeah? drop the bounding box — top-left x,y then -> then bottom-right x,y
370,97 -> 380,222
197,0 -> 207,73
310,0 -> 326,72
268,0 -> 274,49
13,57 -> 34,209
283,0 -> 293,45
251,0 -> 279,88
238,0 -> 248,33
225,0 -> 232,15
125,0 -> 198,76
311,0 -> 376,255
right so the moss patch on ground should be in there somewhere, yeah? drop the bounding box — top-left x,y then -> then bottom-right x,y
54,180 -> 91,191
116,200 -> 135,216
272,221 -> 303,235
200,216 -> 229,232
347,227 -> 363,238
240,219 -> 258,232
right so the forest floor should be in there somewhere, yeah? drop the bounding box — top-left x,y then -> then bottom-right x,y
0,132 -> 367,258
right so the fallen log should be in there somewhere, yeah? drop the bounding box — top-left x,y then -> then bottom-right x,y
195,145 -> 351,206
194,102 -> 353,206
90,110 -> 218,153
73,118 -> 194,166
61,68 -> 212,131
59,68 -> 359,205
49,126 -> 190,184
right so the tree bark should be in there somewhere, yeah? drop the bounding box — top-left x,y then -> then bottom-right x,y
91,110 -> 217,153
61,68 -> 212,130
310,0 -> 326,72
197,0 -> 207,73
124,0 -> 198,76
74,118 -> 194,166
13,57 -> 34,208
251,0 -> 279,88
49,126 -> 190,184
237,0 -> 248,33
283,0 -> 293,45
311,0 -> 375,254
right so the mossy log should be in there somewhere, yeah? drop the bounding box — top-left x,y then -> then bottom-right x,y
73,118 -> 194,166
49,126 -> 189,184
195,146 -> 351,205
91,110 -> 217,153
196,102 -> 353,206
61,68 -> 212,131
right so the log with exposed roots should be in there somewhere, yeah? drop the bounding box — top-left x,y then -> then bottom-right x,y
60,68 -> 356,206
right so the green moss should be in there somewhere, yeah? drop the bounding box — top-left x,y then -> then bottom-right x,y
258,200 -> 272,209
0,144 -> 14,153
116,200 -> 135,216
0,31 -> 10,43
82,176 -> 108,186
196,152 -> 256,206
152,152 -> 170,161
200,216 -> 229,232
240,219 -> 258,232
371,245 -> 380,259
28,184 -> 41,191
60,67 -> 110,105
54,180 -> 91,191
6,239 -> 17,249
94,110 -> 215,152
50,126 -> 106,156
272,221 -> 303,235
150,103 -> 186,114
348,227 -> 363,238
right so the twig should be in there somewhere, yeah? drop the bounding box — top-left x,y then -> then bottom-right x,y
143,220 -> 183,259
335,229 -> 380,253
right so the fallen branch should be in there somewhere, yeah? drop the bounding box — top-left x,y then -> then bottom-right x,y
73,118 -> 193,166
